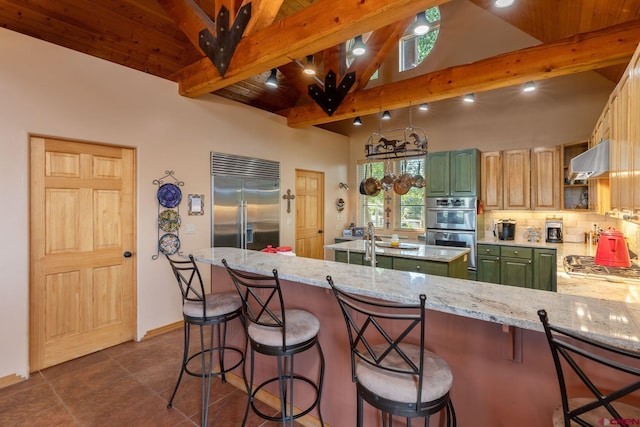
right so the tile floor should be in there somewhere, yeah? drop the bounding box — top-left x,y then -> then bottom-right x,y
0,327 -> 295,426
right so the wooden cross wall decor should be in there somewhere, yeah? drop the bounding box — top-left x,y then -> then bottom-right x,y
283,189 -> 296,213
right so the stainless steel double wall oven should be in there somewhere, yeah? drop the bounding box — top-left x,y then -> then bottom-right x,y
426,197 -> 483,270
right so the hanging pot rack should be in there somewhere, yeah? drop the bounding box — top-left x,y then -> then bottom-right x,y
364,106 -> 428,159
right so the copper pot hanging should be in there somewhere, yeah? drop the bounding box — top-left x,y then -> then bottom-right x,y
364,163 -> 381,196
396,160 -> 414,191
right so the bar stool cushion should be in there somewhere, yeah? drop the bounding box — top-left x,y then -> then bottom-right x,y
248,309 -> 320,347
356,343 -> 453,403
183,292 -> 242,318
552,398 -> 640,426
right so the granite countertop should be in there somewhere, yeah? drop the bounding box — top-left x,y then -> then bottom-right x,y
190,247 -> 640,351
324,239 -> 470,263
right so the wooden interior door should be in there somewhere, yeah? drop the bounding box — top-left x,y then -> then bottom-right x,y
30,136 -> 136,371
295,169 -> 324,259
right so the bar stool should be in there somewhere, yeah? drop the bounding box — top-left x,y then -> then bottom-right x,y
327,275 -> 456,427
165,255 -> 244,427
222,259 -> 325,427
538,309 -> 640,426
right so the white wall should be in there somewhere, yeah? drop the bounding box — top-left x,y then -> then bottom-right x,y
0,28 -> 349,379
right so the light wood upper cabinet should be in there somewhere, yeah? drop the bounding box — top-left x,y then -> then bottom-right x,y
481,151 -> 502,210
481,148 -> 560,211
531,146 -> 560,210
503,149 -> 531,210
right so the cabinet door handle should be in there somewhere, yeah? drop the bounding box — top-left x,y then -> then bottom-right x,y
514,250 -> 518,254
528,260 -> 532,264
416,265 -> 421,270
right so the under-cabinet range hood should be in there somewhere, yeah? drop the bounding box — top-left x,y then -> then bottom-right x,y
568,140 -> 609,181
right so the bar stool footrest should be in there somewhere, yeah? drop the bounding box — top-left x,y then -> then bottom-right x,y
250,374 -> 322,422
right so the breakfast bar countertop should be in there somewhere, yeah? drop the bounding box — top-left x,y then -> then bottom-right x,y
189,247 -> 640,351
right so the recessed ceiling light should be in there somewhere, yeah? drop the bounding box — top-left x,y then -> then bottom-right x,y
494,0 -> 515,8
523,81 -> 536,92
419,103 -> 429,111
463,93 -> 475,103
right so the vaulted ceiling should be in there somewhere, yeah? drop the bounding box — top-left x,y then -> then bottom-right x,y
1,0 -> 639,135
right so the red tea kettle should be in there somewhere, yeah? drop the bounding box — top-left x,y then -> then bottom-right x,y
594,228 -> 631,268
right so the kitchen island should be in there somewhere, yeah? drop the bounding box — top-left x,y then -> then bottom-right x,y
190,246 -> 640,427
324,239 -> 469,278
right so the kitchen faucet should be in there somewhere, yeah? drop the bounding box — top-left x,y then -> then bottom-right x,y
364,221 -> 376,267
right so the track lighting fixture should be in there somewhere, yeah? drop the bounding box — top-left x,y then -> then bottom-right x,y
381,110 -> 391,120
419,103 -> 429,111
265,68 -> 278,88
353,116 -> 362,126
352,35 -> 366,56
413,12 -> 430,35
494,0 -> 515,7
523,81 -> 536,92
303,55 -> 316,76
463,93 -> 475,103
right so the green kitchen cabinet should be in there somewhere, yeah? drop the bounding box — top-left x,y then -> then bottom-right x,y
451,149 -> 480,196
500,257 -> 533,288
533,248 -> 558,292
426,151 -> 450,197
393,256 -> 467,279
476,244 -> 556,291
374,255 -> 394,269
477,244 -> 500,284
477,256 -> 500,283
426,149 -> 480,197
334,251 -> 364,265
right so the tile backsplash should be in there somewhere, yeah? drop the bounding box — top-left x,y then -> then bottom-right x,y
483,211 -> 639,257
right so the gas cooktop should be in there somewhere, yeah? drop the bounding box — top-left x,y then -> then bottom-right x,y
563,255 -> 640,281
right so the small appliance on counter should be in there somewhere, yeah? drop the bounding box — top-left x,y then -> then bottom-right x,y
525,226 -> 542,242
545,216 -> 563,243
493,219 -> 516,240
594,228 -> 631,267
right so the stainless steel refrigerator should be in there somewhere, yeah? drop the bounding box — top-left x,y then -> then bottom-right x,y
211,153 -> 280,250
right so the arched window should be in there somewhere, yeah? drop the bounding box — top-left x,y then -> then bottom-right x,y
399,7 -> 440,72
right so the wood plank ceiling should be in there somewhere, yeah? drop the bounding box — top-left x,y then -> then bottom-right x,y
0,0 -> 639,134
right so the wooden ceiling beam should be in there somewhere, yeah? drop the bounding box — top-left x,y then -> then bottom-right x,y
347,17 -> 414,91
242,0 -> 285,35
173,0 -> 451,97
158,0 -> 284,55
286,18 -> 640,128
156,0 -> 216,54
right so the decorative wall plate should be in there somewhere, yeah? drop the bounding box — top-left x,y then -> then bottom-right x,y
159,233 -> 180,255
157,183 -> 182,208
158,209 -> 181,232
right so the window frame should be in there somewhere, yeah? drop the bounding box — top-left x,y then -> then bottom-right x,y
357,157 -> 426,233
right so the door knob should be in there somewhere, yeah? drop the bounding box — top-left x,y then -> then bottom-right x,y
123,251 -> 133,258
318,230 -> 323,234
